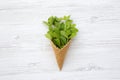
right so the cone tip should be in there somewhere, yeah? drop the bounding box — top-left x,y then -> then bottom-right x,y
58,66 -> 62,71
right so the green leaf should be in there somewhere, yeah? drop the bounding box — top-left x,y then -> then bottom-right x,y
67,15 -> 70,19
43,15 -> 78,49
64,15 -> 70,20
69,33 -> 77,39
53,39 -> 60,48
71,24 -> 76,27
60,36 -> 67,46
43,21 -> 48,25
60,31 -> 68,38
60,23 -> 65,30
45,33 -> 52,40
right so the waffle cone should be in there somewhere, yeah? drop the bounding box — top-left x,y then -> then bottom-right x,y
51,40 -> 71,70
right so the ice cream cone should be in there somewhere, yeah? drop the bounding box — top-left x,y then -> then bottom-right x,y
51,40 -> 71,70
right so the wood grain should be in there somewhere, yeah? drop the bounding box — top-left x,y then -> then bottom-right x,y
0,0 -> 120,80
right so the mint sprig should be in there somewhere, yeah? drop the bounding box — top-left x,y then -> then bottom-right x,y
43,15 -> 78,49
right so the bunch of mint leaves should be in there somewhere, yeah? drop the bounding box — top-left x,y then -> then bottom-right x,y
43,15 -> 78,49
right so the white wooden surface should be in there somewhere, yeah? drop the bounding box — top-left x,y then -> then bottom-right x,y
0,0 -> 120,80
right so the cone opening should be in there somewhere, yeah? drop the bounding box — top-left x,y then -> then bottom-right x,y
51,40 -> 72,50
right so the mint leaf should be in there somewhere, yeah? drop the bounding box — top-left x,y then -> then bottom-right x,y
43,15 -> 78,49
45,33 -> 52,40
53,39 -> 60,48
60,31 -> 68,38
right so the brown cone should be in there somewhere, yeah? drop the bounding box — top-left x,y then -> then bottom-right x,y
51,40 -> 71,70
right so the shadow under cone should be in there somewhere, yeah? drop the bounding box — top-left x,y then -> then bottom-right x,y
51,40 -> 71,70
